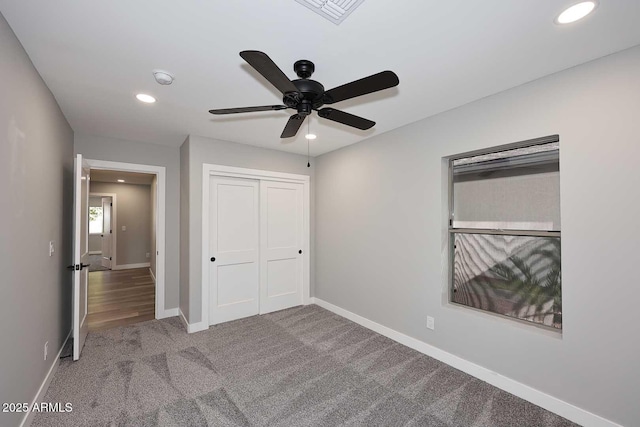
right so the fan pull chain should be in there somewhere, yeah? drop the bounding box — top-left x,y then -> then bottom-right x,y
307,120 -> 311,168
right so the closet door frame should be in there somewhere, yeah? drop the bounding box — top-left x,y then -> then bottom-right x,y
201,164 -> 310,328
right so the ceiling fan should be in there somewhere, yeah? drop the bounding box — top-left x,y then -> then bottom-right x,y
209,51 -> 399,138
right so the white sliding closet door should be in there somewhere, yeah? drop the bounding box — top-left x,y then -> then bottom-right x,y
259,181 -> 304,314
208,177 -> 260,325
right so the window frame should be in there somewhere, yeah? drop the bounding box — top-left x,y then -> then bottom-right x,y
447,134 -> 561,330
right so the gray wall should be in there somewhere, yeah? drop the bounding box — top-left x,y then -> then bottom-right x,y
74,134 -> 180,310
179,137 -> 190,320
182,135 -> 315,323
90,182 -> 151,266
315,45 -> 640,426
0,13 -> 74,427
150,176 -> 157,275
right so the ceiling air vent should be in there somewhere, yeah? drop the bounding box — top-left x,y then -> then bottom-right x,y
295,0 -> 365,25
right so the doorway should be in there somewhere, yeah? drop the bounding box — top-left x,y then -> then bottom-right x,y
87,169 -> 156,330
71,156 -> 168,360
202,164 -> 310,328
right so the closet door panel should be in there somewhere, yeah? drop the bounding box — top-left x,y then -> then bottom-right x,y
208,176 -> 260,325
260,181 -> 304,314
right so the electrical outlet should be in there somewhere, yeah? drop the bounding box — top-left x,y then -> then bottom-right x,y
49,241 -> 54,257
427,316 -> 435,330
122,225 -> 127,231
146,252 -> 150,258
44,341 -> 49,361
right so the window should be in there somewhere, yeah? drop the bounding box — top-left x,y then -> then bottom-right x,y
89,206 -> 103,234
449,135 -> 561,329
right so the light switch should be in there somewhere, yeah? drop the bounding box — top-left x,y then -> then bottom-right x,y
49,241 -> 54,257
122,225 -> 127,231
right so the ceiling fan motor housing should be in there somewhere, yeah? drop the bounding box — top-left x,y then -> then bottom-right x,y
294,59 -> 315,78
283,79 -> 326,114
282,60 -> 326,115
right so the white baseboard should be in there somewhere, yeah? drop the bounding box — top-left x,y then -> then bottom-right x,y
149,268 -> 156,282
157,307 -> 178,319
311,297 -> 620,427
112,262 -> 150,270
20,329 -> 72,427
179,309 -> 209,333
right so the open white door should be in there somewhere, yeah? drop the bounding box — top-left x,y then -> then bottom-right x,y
259,181 -> 304,314
72,154 -> 90,360
101,197 -> 112,269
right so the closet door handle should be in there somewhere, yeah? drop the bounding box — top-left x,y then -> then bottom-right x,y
298,250 -> 302,254
210,257 -> 216,262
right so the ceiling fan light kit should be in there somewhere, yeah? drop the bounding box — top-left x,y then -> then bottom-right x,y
209,50 -> 399,139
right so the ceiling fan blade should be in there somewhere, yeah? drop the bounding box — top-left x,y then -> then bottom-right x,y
281,114 -> 306,138
323,71 -> 399,104
209,105 -> 287,115
318,108 -> 375,130
240,51 -> 299,95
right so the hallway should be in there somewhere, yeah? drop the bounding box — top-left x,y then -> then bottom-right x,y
87,268 -> 155,331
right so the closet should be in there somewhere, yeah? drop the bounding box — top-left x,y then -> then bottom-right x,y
204,168 -> 308,326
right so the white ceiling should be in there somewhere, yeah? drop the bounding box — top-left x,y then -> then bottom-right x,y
1,1 -> 639,156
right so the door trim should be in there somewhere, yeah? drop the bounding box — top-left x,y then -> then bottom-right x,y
89,192 -> 117,268
84,159 -> 170,319
202,164 -> 311,329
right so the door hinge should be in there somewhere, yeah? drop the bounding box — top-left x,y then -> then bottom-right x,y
110,203 -> 112,206
110,230 -> 112,234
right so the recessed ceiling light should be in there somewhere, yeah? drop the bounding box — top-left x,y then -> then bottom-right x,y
556,1 -> 597,24
305,134 -> 317,140
117,179 -> 125,183
136,93 -> 156,103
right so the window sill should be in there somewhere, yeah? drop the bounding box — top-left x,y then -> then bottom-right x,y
445,301 -> 563,339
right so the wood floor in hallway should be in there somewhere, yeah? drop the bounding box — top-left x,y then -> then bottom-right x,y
87,267 -> 155,331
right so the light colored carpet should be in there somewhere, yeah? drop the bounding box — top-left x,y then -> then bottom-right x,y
34,305 -> 578,426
